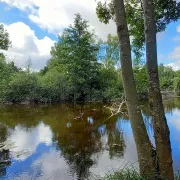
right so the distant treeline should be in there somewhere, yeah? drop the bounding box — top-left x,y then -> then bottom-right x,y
0,15 -> 180,104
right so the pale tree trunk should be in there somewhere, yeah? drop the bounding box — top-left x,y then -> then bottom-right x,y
143,0 -> 174,179
113,0 -> 156,176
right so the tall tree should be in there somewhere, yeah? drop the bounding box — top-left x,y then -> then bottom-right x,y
143,0 -> 174,179
49,14 -> 100,102
112,0 -> 156,175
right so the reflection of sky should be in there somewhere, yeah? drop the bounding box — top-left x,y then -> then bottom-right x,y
2,122 -> 74,180
5,144 -> 73,180
98,124 -> 106,135
6,122 -> 53,161
166,109 -> 180,170
87,117 -> 94,124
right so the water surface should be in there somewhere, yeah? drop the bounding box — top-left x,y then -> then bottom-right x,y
0,98 -> 180,179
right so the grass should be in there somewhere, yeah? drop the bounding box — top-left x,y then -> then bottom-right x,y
95,168 -> 180,180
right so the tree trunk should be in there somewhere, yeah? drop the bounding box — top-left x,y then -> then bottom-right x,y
113,0 -> 156,176
143,0 -> 174,179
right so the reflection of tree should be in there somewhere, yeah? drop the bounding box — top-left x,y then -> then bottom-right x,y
0,149 -> 11,176
163,98 -> 180,113
106,118 -> 126,159
108,130 -> 125,159
0,126 -> 11,177
51,111 -> 104,180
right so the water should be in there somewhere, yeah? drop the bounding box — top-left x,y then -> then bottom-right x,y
0,98 -> 180,180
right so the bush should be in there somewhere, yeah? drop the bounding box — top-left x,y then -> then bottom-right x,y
174,77 -> 180,95
37,70 -> 71,103
5,72 -> 38,102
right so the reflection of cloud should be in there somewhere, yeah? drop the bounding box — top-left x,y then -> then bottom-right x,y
169,109 -> 180,131
90,134 -> 138,177
32,149 -> 73,180
7,122 -> 53,160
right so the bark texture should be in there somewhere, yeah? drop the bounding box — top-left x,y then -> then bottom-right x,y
113,0 -> 156,176
143,0 -> 174,179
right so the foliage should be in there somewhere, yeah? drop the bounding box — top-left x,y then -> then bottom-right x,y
174,77 -> 180,94
0,24 -> 11,51
37,70 -> 71,103
99,65 -> 123,101
0,57 -> 19,101
158,64 -> 175,90
4,72 -> 38,102
0,14 -> 180,104
133,66 -> 148,99
49,14 -> 102,101
96,0 -> 180,63
99,34 -> 120,67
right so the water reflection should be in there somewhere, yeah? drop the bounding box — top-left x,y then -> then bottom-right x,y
0,100 -> 179,179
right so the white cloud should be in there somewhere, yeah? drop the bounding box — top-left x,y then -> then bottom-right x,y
168,46 -> 180,70
167,62 -> 180,71
169,109 -> 180,131
177,25 -> 180,33
6,122 -> 53,161
172,36 -> 180,41
1,0 -> 116,40
169,47 -> 180,59
1,22 -> 55,70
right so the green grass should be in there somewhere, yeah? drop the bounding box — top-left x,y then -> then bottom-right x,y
95,168 -> 180,180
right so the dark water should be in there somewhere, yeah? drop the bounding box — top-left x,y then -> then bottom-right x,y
0,98 -> 180,180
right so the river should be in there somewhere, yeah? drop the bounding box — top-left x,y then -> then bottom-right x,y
0,98 -> 180,179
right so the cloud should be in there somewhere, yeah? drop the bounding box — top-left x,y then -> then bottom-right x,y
169,109 -> 180,131
1,0 -> 116,40
169,47 -> 180,59
177,25 -> 180,33
172,36 -> 180,41
157,32 -> 165,41
168,46 -> 180,70
1,22 -> 55,70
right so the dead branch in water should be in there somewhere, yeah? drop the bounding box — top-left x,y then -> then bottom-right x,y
104,99 -> 127,119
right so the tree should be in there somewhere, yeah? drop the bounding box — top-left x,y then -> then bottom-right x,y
111,0 -> 156,175
49,14 -> 101,102
99,65 -> 123,101
174,77 -> 180,95
143,0 -> 174,178
96,0 -> 180,62
37,70 -> 71,103
159,64 -> 175,90
133,65 -> 148,99
99,34 -> 120,68
0,24 -> 11,51
0,57 -> 20,101
5,72 -> 38,103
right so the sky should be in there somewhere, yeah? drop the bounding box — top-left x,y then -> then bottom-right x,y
0,0 -> 180,71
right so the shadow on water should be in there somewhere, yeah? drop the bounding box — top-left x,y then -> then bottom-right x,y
0,99 -> 179,179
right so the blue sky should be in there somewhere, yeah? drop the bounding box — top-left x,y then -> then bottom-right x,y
0,0 -> 180,70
